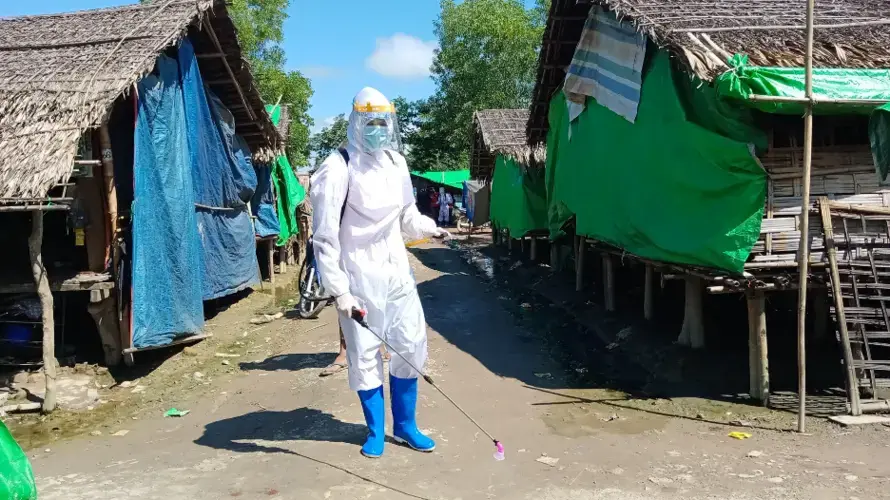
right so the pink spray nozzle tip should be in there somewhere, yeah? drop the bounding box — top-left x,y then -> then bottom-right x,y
496,441 -> 504,453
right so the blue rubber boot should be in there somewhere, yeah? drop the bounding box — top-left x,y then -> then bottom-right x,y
357,386 -> 385,458
390,375 -> 436,452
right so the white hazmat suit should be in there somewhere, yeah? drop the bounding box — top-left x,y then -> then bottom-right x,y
310,87 -> 447,458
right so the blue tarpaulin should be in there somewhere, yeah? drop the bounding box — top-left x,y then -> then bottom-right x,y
251,163 -> 280,239
180,39 -> 260,301
132,53 -> 204,348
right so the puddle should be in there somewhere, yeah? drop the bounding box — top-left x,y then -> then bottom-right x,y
541,388 -> 668,437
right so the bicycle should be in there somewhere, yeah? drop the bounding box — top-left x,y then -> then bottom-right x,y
296,239 -> 331,319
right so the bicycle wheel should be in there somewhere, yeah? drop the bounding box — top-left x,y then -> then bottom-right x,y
297,262 -> 327,319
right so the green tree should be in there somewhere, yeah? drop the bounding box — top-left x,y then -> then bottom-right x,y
414,0 -> 548,171
227,0 -> 314,166
308,115 -> 348,166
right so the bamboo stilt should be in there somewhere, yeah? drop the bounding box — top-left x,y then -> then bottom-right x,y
603,254 -> 615,312
747,290 -> 770,405
29,212 -> 57,413
644,265 -> 654,320
678,277 -> 705,349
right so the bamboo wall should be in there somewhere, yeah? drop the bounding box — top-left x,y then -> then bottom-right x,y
748,118 -> 890,271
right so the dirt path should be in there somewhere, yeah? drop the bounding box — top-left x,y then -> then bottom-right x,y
29,243 -> 890,500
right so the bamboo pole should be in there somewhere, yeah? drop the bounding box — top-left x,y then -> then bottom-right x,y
795,0 -> 816,433
29,211 -> 57,413
99,124 -> 119,272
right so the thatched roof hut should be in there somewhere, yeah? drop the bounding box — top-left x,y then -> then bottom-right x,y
471,108 -> 544,179
0,0 -> 280,200
528,0 -> 890,145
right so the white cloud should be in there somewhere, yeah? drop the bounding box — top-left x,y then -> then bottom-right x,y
365,34 -> 437,79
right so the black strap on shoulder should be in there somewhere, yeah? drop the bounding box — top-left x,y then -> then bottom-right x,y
338,148 -> 349,222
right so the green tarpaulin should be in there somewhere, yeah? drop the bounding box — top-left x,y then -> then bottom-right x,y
265,104 -> 306,246
490,155 -> 548,238
410,170 -> 470,190
715,54 -> 890,115
0,420 -> 37,499
546,51 -> 767,273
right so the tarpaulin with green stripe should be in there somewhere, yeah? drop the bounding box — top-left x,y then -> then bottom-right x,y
545,51 -> 766,273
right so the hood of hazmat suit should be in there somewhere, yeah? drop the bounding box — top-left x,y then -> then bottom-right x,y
310,86 -> 439,392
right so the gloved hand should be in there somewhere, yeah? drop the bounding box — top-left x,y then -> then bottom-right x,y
335,293 -> 359,317
433,228 -> 453,241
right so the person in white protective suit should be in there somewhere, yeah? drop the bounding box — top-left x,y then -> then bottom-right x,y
437,187 -> 453,226
310,87 -> 451,458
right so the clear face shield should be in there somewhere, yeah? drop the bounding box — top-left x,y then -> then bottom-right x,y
346,103 -> 402,155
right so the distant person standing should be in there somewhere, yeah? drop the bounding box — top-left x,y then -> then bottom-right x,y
429,187 -> 440,218
438,187 -> 454,226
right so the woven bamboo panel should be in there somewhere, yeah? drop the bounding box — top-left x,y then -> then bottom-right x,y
748,144 -> 890,270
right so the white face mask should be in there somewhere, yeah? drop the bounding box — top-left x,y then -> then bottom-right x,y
363,124 -> 389,151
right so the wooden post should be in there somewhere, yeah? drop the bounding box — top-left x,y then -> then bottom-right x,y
550,243 -> 559,269
794,0 -> 817,433
603,254 -> 615,312
267,239 -> 275,284
520,237 -> 526,256
278,246 -> 287,274
99,125 -> 119,272
747,290 -> 770,405
575,237 -> 585,292
29,212 -> 57,413
88,289 -> 122,366
530,237 -> 538,262
643,265 -> 654,321
677,277 -> 705,349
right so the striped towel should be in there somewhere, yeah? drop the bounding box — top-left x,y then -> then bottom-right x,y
564,6 -> 647,123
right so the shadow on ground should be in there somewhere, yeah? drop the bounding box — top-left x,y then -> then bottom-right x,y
239,353 -> 334,372
194,408 -> 435,500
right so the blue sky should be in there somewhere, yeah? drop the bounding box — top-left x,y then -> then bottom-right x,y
1,1 -> 534,134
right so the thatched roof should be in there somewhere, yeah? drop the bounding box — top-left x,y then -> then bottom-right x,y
471,109 -> 544,179
528,0 -> 890,145
0,0 -> 280,200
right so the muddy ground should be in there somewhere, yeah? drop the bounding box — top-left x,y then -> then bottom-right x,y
15,240 -> 890,499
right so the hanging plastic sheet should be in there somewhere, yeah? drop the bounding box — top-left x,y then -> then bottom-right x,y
179,39 -> 260,300
546,51 -> 766,273
132,53 -> 204,348
490,156 -> 548,237
265,103 -> 305,247
0,420 -> 36,500
715,54 -> 890,115
251,162 -> 280,239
